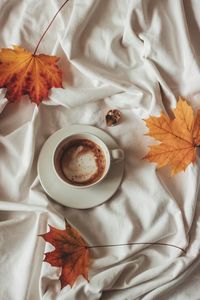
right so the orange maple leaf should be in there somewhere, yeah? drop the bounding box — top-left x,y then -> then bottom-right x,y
144,98 -> 200,175
0,45 -> 62,105
40,221 -> 89,289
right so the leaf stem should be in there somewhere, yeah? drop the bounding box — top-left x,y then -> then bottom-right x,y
33,0 -> 70,55
87,242 -> 186,253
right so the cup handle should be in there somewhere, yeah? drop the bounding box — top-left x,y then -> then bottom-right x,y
110,148 -> 124,163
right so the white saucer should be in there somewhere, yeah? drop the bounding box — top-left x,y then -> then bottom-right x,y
37,125 -> 124,209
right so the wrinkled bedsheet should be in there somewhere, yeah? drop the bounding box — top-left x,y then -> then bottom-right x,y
1,0 -> 200,299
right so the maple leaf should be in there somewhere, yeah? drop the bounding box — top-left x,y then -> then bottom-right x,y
40,220 -> 89,289
0,45 -> 62,105
144,98 -> 200,175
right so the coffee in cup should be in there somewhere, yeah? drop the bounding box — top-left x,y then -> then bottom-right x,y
53,133 -> 124,188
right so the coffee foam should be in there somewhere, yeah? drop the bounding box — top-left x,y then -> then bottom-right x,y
57,139 -> 106,186
61,145 -> 98,183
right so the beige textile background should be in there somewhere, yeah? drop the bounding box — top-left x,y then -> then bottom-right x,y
1,1 -> 200,299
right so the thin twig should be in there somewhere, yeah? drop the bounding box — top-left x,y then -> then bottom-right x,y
33,0 -> 70,55
87,242 -> 186,253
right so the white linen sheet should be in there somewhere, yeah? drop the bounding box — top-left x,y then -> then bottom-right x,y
1,0 -> 200,299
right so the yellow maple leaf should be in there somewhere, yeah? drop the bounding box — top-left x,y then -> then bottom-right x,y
0,45 -> 62,105
144,98 -> 200,175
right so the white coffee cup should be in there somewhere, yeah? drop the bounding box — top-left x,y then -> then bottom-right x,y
53,133 -> 124,189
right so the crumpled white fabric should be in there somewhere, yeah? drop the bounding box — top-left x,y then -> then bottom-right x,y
1,0 -> 200,299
